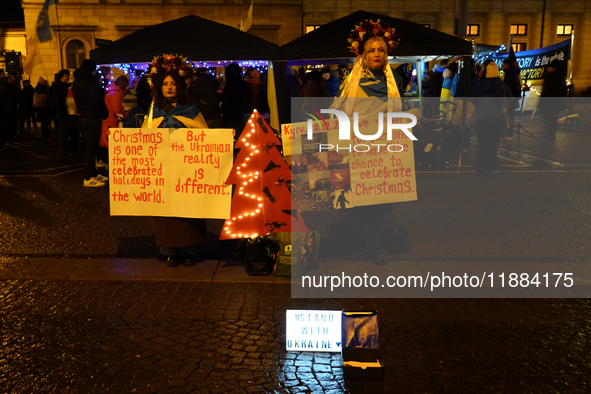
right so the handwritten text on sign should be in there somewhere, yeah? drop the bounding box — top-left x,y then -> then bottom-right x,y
348,113 -> 416,207
109,128 -> 233,219
286,309 -> 342,352
282,111 -> 417,210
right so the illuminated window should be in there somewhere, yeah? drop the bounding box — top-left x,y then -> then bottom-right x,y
510,24 -> 528,35
305,25 -> 321,34
424,24 -> 431,28
557,24 -> 574,36
65,40 -> 86,70
466,24 -> 480,36
512,43 -> 527,52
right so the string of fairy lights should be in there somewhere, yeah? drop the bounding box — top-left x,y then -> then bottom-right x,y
472,44 -> 507,63
104,60 -> 269,81
224,110 -> 264,239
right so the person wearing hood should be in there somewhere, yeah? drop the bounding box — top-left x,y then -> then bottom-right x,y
33,76 -> 50,136
72,59 -> 109,187
100,75 -> 129,164
474,62 -> 511,176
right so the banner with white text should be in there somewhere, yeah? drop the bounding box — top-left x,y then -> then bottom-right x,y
493,38 -> 571,81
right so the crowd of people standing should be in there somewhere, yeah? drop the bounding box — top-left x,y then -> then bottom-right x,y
1,51 -> 568,186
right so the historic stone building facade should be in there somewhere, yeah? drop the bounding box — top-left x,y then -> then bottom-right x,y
15,0 -> 591,91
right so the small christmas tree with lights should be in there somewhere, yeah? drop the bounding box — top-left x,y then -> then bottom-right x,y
220,110 -> 308,240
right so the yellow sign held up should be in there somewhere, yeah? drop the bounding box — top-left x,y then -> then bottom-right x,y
109,128 -> 234,219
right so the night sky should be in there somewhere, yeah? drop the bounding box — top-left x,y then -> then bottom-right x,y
1,0 -> 25,22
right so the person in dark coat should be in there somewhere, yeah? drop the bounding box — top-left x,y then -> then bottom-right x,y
475,62 -> 511,175
501,58 -> 521,98
453,59 -> 480,99
189,68 -> 221,127
298,70 -> 329,122
395,63 -> 411,92
325,69 -> 341,97
450,60 -> 480,152
136,75 -> 152,114
247,69 -> 263,113
432,58 -> 448,97
422,70 -> 439,118
72,59 -> 109,187
539,59 -> 567,139
16,77 -> 27,138
501,58 -> 522,137
22,79 -> 36,132
33,77 -> 50,136
284,66 -> 301,122
48,69 -> 71,151
0,72 -> 18,146
220,63 -> 251,139
142,56 -> 208,267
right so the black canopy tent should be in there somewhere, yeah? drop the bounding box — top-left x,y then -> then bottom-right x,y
89,15 -> 280,64
276,10 -> 474,124
280,10 -> 472,64
89,14 -> 282,128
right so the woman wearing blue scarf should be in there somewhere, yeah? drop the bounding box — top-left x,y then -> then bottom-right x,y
144,55 -> 208,267
337,21 -> 403,265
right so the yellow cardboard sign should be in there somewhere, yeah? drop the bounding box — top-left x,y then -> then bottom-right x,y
282,112 -> 417,211
109,128 -> 233,219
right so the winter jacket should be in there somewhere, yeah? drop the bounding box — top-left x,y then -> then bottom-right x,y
432,66 -> 445,97
441,68 -> 455,99
33,78 -> 49,108
502,65 -> 522,98
248,70 -> 262,112
23,85 -> 34,111
540,69 -> 567,98
299,79 -> 329,98
453,72 -> 480,99
47,80 -> 70,116
325,76 -> 341,98
71,66 -> 108,119
100,84 -> 127,148
220,63 -> 251,123
0,77 -> 11,111
475,77 -> 511,121
422,77 -> 438,98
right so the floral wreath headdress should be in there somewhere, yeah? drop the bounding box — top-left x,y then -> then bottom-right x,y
147,54 -> 195,86
337,19 -> 402,115
348,19 -> 400,56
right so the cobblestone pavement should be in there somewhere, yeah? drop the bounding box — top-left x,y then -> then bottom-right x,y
1,279 -> 591,393
2,118 -> 591,392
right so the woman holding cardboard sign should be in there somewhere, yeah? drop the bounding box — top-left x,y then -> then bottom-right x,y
143,54 -> 209,267
335,20 -> 413,265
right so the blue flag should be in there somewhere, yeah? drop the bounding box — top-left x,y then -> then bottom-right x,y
37,0 -> 56,43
